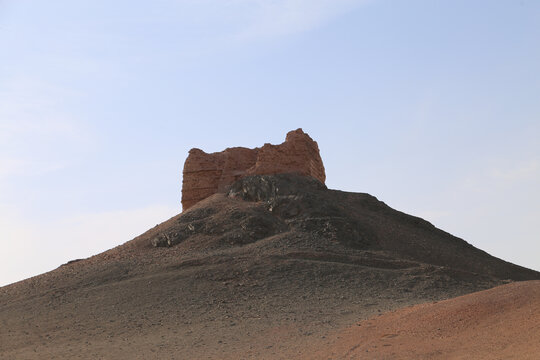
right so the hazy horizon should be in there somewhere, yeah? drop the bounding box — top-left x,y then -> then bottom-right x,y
1,0 -> 539,286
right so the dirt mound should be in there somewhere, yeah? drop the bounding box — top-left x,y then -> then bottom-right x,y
309,280 -> 540,359
1,174 -> 538,359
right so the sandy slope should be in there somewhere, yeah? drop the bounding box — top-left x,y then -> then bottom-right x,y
310,280 -> 540,359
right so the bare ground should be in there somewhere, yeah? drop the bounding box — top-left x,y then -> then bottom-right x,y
308,280 -> 540,359
1,174 -> 538,359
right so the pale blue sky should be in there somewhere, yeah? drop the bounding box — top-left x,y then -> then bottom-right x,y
1,0 -> 539,286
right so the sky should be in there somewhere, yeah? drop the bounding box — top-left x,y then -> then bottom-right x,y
1,0 -> 539,286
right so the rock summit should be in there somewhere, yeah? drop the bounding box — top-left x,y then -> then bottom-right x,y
181,128 -> 325,210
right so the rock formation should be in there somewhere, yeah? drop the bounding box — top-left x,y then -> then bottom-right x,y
181,128 -> 326,210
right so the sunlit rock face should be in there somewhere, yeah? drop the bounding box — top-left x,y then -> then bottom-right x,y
181,128 -> 326,210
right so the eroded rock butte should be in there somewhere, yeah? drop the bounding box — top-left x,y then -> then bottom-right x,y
181,128 -> 326,210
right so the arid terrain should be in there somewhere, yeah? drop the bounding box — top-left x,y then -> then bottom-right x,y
309,280 -> 540,359
1,174 -> 539,359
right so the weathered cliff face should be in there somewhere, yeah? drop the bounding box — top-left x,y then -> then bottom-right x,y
181,128 -> 326,210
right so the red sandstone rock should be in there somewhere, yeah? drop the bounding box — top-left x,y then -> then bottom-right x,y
181,129 -> 325,210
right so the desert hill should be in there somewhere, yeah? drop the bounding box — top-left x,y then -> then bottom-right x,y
1,173 -> 538,359
308,280 -> 540,359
